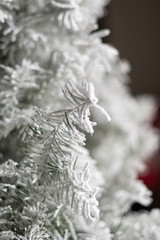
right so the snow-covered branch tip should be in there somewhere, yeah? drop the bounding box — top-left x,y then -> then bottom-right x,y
51,0 -> 78,9
63,80 -> 111,127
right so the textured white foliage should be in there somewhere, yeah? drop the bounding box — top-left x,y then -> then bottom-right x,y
0,231 -> 26,240
82,39 -> 159,217
0,0 -> 160,239
0,0 -> 17,22
22,80 -> 109,222
111,210 -> 160,240
75,219 -> 112,240
0,9 -> 8,22
0,60 -> 53,138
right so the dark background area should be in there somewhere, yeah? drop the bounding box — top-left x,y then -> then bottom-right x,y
99,0 -> 160,95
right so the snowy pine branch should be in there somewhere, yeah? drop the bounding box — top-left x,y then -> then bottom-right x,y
50,0 -> 83,31
0,0 -> 159,239
0,80 -> 109,238
0,59 -> 52,138
22,80 -> 110,222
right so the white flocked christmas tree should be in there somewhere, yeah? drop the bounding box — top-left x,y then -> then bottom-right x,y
0,0 -> 160,239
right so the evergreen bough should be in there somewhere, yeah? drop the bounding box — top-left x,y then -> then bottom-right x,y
0,1 -> 160,239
